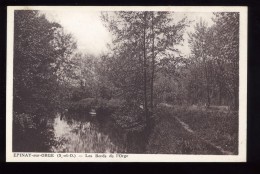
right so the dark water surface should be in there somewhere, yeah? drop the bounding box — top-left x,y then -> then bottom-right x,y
50,113 -> 127,153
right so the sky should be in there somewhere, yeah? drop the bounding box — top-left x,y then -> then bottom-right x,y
44,11 -> 214,57
174,12 -> 214,56
44,10 -> 112,56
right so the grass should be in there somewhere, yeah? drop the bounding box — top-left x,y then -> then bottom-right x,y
146,105 -> 238,154
173,107 -> 238,154
67,100 -> 238,154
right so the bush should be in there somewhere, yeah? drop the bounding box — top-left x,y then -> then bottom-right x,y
68,98 -> 96,113
13,112 -> 55,152
96,98 -> 122,121
111,102 -> 145,130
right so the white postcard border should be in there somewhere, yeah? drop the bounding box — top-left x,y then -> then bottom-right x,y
6,6 -> 247,162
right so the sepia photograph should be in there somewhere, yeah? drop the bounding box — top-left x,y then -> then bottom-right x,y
6,6 -> 247,162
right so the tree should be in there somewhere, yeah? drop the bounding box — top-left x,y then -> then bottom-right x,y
213,12 -> 239,110
101,11 -> 148,110
13,10 -> 80,152
14,10 -> 78,113
102,11 -> 188,127
188,13 -> 239,110
189,20 -> 213,107
14,10 -> 58,113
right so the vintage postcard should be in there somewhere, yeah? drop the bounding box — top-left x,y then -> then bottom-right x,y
6,6 -> 247,162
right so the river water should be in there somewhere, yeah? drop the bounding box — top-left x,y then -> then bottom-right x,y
50,113 -> 127,153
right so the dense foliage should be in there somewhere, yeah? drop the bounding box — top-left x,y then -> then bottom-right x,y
12,10 -> 239,153
101,12 -> 188,127
13,10 -> 77,151
187,13 -> 239,109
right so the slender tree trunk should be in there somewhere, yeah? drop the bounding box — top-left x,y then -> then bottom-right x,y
143,12 -> 148,122
216,60 -> 225,106
203,53 -> 211,107
150,12 -> 155,112
206,71 -> 211,107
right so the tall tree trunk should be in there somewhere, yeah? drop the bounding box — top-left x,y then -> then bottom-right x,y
150,12 -> 155,113
143,12 -> 148,122
203,53 -> 211,107
206,71 -> 211,107
216,61 -> 224,105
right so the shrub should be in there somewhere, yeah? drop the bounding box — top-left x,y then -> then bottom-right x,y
13,112 -> 55,152
111,102 -> 145,130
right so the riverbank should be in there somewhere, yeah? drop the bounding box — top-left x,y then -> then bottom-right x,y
13,101 -> 238,154
65,100 -> 238,154
146,105 -> 238,154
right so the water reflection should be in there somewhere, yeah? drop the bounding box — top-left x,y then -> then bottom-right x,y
51,113 -> 125,153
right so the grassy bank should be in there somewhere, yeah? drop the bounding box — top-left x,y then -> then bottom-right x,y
147,105 -> 238,154
67,99 -> 238,154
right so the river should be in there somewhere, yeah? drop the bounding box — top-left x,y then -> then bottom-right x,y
50,113 -> 127,153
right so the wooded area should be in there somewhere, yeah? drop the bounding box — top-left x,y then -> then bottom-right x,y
13,10 -> 239,154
